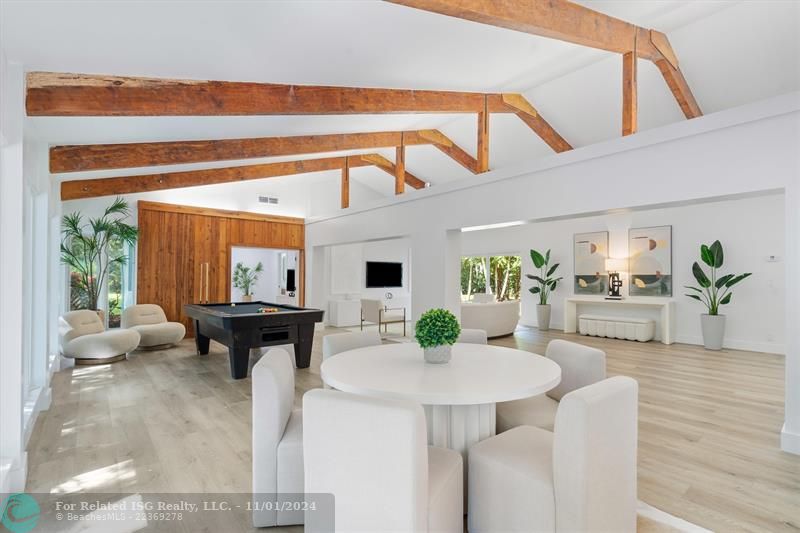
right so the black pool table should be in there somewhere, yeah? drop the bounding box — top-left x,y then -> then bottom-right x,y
184,301 -> 324,379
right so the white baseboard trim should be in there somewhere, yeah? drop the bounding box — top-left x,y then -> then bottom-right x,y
0,452 -> 27,494
781,423 -> 800,455
675,335 -> 785,355
23,386 -> 51,448
518,321 -> 784,355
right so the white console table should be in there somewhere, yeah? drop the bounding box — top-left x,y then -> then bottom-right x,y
564,297 -> 676,344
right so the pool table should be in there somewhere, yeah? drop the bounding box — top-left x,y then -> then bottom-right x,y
184,301 -> 324,379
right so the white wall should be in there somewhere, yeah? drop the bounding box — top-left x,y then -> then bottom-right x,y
59,166 -> 384,221
305,95 -> 800,453
230,247 -> 297,303
0,57 -> 55,493
462,194 -> 786,353
327,237 -> 413,317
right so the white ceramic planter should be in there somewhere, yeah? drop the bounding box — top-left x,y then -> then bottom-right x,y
701,314 -> 726,350
424,344 -> 452,364
536,304 -> 551,331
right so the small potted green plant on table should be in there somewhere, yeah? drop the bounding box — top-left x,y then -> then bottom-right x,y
415,308 -> 461,364
233,261 -> 264,302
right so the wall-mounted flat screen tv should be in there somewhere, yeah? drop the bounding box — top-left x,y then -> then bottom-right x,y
366,261 -> 403,288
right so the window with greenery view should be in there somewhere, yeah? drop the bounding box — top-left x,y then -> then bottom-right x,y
461,255 -> 521,301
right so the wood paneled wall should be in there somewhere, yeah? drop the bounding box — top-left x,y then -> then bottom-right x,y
136,201 -> 305,335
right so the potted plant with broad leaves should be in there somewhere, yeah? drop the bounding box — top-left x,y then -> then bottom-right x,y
527,249 -> 562,331
233,261 -> 264,302
685,240 -> 751,350
415,308 -> 461,364
60,197 -> 138,322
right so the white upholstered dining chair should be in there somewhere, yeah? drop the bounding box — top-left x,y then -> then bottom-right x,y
456,328 -> 488,345
496,339 -> 606,432
252,348 -> 304,527
322,330 -> 382,361
321,330 -> 382,389
360,298 -> 407,336
303,389 -> 463,532
468,376 -> 639,533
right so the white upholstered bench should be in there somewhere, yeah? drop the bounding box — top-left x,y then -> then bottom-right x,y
578,314 -> 655,342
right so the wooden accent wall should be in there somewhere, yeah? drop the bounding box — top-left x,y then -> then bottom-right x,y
136,201 -> 305,336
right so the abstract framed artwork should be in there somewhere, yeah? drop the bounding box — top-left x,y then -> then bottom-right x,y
573,231 -> 608,295
628,225 -> 672,296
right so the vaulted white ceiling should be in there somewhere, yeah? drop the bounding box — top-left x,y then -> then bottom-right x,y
2,0 -> 798,217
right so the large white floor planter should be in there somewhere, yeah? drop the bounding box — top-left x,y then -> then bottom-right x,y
536,304 -> 551,331
701,314 -> 726,350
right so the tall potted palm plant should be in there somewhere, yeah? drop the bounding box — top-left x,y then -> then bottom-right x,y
233,261 -> 264,302
527,249 -> 561,330
60,197 -> 138,317
685,240 -> 751,350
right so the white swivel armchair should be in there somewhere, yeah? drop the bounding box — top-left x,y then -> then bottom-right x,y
361,298 -> 407,336
496,339 -> 606,432
469,376 -> 639,533
456,328 -> 488,345
303,389 -> 463,532
121,304 -> 186,348
252,348 -> 304,527
59,310 -> 141,364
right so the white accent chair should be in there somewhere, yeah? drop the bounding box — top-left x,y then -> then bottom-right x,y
252,348 -> 304,527
59,310 -> 141,364
456,328 -> 488,345
460,299 -> 520,338
361,298 -> 407,336
496,339 -> 606,433
303,389 -> 463,532
468,376 -> 639,533
322,330 -> 382,361
121,304 -> 186,348
322,330 -> 382,389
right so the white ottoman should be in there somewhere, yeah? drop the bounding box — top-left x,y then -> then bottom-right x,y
578,314 -> 655,342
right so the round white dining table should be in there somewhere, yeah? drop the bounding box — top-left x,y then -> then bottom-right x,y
320,342 -> 562,459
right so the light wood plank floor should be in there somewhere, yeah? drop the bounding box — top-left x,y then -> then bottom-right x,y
26,325 -> 799,532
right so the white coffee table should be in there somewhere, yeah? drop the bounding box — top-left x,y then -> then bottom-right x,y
321,342 -> 561,458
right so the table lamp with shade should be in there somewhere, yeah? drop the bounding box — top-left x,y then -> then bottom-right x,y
605,257 -> 627,300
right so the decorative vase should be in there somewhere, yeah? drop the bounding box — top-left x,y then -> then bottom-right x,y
423,344 -> 452,364
700,314 -> 726,350
242,294 -> 253,302
536,304 -> 551,331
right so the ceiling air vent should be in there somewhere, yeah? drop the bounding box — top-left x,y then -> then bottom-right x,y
258,196 -> 279,204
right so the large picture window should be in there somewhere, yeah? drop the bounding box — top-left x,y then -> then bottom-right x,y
461,254 -> 521,301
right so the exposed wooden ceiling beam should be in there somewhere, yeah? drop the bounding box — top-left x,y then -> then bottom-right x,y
341,158 -> 350,209
358,154 -> 427,190
60,153 -> 426,201
387,0 -> 702,119
27,72 -> 534,116
404,129 -> 482,173
499,94 -> 573,153
622,51 -> 638,136
50,128 -> 472,173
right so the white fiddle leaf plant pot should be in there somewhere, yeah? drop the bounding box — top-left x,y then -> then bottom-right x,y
536,304 -> 551,331
700,314 -> 726,351
685,240 -> 752,352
